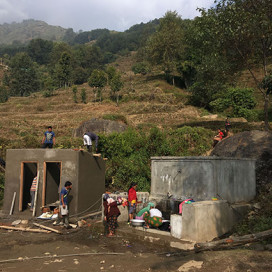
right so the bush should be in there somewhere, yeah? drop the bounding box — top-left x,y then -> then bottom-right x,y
99,126 -> 213,191
0,86 -> 9,103
42,90 -> 54,98
81,88 -> 87,104
209,87 -> 256,120
132,62 -> 151,75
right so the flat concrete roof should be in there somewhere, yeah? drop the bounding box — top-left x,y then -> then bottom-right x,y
151,156 -> 256,161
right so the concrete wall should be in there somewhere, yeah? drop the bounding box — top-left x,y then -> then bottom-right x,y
78,152 -> 105,216
3,149 -> 105,216
176,200 -> 250,242
151,157 -> 256,203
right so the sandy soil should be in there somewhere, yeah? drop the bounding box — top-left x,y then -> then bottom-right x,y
0,219 -> 271,272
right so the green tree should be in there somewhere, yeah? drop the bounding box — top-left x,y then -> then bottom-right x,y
9,52 -> 40,96
199,0 -> 272,129
81,87 -> 87,104
0,85 -> 8,103
106,66 -> 117,84
72,85 -> 78,103
62,28 -> 76,44
110,72 -> 124,106
27,38 -> 53,65
132,62 -> 151,75
55,52 -> 72,88
73,45 -> 104,75
146,11 -> 185,84
88,69 -> 107,102
49,42 -> 72,68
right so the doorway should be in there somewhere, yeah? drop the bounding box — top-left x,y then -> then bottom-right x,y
43,162 -> 61,206
19,162 -> 38,211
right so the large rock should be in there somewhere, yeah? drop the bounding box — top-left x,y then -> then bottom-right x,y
73,118 -> 127,137
211,130 -> 272,190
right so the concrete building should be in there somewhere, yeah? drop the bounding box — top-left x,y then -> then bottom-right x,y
150,156 -> 256,242
3,149 -> 105,216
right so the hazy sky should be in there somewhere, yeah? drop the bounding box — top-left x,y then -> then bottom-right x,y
0,0 -> 214,32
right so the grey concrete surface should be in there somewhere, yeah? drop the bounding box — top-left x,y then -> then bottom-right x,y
151,156 -> 256,204
170,214 -> 183,239
180,200 -> 250,242
3,149 -> 105,216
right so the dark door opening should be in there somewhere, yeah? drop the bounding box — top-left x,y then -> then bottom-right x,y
44,162 -> 61,205
20,162 -> 37,211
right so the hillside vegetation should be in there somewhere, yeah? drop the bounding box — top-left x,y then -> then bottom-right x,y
0,0 -> 271,195
0,19 -> 67,45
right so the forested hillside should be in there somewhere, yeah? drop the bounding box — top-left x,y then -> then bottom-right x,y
0,0 -> 272,196
0,19 -> 67,45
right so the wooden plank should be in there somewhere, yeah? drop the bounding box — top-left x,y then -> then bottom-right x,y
194,228 -> 272,252
0,225 -> 50,233
9,192 -> 16,215
32,171 -> 40,217
42,162 -> 46,207
19,162 -> 24,212
33,223 -> 62,234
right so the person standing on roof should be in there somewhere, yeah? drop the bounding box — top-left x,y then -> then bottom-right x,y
42,126 -> 55,148
83,131 -> 99,153
30,175 -> 37,211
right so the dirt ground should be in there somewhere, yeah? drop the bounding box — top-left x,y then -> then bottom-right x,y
0,219 -> 272,272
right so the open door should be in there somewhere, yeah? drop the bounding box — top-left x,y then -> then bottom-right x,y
19,162 -> 38,211
42,162 -> 61,206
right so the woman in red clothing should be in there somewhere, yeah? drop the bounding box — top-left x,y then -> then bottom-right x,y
213,129 -> 224,148
128,182 -> 137,221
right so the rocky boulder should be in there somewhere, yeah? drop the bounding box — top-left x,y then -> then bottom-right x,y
211,130 -> 272,190
73,118 -> 127,137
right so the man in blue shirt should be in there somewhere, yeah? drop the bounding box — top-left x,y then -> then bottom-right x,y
42,126 -> 55,148
53,181 -> 72,229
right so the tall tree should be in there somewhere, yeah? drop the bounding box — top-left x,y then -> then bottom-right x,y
9,52 -> 40,96
88,69 -> 107,102
199,0 -> 272,129
27,38 -> 53,65
110,72 -> 124,106
55,52 -> 72,88
146,11 -> 185,84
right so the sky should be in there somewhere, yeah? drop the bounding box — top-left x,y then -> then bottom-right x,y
0,0 -> 214,32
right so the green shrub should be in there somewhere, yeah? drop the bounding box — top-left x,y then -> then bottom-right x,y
99,126 -> 213,191
42,90 -> 54,98
209,87 -> 256,120
0,86 -> 9,103
81,88 -> 87,104
132,62 -> 151,75
72,86 -> 78,103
